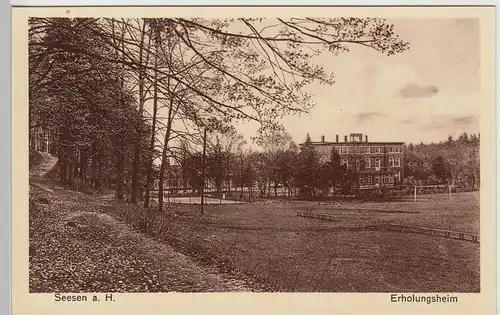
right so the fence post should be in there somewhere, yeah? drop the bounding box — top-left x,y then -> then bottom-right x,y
414,186 -> 417,202
201,128 -> 207,215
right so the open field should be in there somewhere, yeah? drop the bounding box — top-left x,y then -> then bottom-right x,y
107,191 -> 480,292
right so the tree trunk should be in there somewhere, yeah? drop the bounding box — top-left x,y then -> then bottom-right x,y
144,28 -> 160,209
115,144 -> 124,200
131,21 -> 149,205
79,149 -> 87,182
90,141 -> 98,188
158,104 -> 175,212
58,127 -> 69,185
71,148 -> 78,184
59,154 -> 66,184
95,145 -> 102,190
158,156 -> 167,212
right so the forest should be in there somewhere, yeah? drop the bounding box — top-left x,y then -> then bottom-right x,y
29,18 -> 479,203
29,17 -> 411,209
403,133 -> 480,188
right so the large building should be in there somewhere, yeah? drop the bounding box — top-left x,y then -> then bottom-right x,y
308,133 -> 405,190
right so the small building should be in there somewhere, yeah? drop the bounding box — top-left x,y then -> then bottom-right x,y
307,133 -> 405,190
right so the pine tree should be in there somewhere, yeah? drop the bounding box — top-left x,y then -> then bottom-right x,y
297,134 -> 322,198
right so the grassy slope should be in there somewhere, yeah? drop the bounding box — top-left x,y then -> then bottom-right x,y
105,192 -> 479,292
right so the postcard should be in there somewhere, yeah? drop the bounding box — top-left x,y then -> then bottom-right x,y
12,5 -> 496,315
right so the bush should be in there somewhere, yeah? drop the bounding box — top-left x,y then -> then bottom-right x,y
360,188 -> 385,199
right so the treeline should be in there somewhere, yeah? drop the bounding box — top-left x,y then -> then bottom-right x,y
28,17 -> 408,210
30,18 -> 147,201
403,133 -> 480,188
172,131 -> 480,200
173,132 -> 359,199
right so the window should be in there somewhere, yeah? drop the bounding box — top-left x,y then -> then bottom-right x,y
395,157 -> 400,167
389,157 -> 394,167
388,147 -> 393,153
375,176 -> 380,184
360,177 -> 365,185
355,159 -> 360,169
395,172 -> 400,182
375,158 -> 381,168
341,159 -> 348,167
367,176 -> 373,184
376,147 -> 381,153
365,158 -> 371,168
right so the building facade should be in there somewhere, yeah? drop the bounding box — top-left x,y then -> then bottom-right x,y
309,133 -> 404,190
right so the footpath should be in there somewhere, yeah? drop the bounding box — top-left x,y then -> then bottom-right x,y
29,152 -> 251,292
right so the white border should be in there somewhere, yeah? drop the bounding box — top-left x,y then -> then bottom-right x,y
9,1 -> 500,7
5,3 -> 498,315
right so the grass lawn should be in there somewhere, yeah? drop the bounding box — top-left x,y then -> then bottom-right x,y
108,191 -> 480,292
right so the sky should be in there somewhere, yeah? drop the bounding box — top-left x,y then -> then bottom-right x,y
233,18 -> 480,146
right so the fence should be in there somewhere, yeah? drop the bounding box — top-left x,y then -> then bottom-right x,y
148,193 -> 245,205
368,224 -> 479,243
147,186 -> 301,203
296,212 -> 341,222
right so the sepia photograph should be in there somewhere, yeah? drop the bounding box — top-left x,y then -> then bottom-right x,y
27,13 -> 484,294
12,6 -> 496,315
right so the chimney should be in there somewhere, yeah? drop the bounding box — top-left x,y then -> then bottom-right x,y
365,135 -> 368,142
344,135 -> 348,142
336,135 -> 339,142
321,135 -> 325,142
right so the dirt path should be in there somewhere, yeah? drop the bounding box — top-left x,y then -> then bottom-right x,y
29,151 -> 58,177
28,150 -> 257,292
29,187 -> 254,293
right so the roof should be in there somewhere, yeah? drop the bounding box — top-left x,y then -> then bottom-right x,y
304,141 -> 406,146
